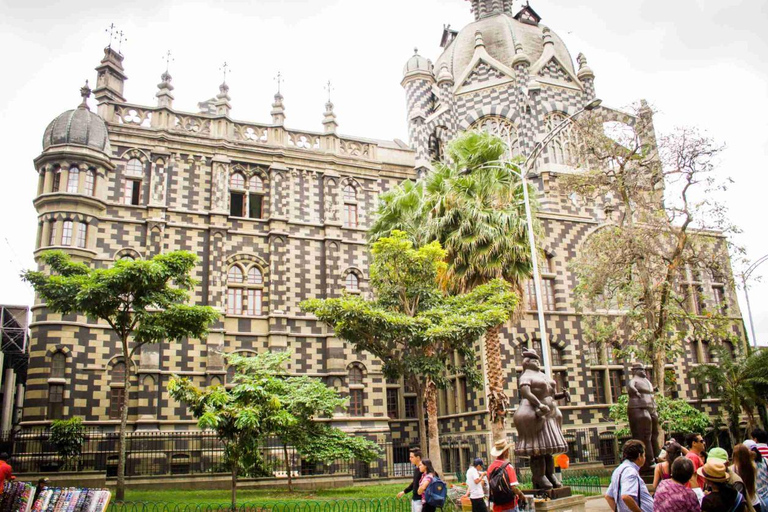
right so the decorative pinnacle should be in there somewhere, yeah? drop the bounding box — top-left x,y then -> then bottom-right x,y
325,80 -> 334,103
163,50 -> 174,74
117,30 -> 127,54
219,61 -> 230,84
274,71 -> 283,94
79,80 -> 91,110
474,31 -> 485,48
414,47 -> 419,55
105,23 -> 116,49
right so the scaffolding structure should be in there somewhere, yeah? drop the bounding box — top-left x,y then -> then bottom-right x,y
0,305 -> 29,430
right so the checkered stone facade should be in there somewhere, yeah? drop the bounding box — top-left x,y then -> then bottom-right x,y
26,1 -> 745,456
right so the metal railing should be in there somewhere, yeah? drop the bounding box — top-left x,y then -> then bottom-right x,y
5,426 -> 622,479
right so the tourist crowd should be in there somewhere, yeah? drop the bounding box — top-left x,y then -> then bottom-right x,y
606,428 -> 768,512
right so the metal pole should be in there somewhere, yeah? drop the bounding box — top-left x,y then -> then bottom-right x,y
522,171 -> 552,377
743,276 -> 759,348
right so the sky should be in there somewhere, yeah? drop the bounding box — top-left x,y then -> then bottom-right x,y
0,0 -> 767,345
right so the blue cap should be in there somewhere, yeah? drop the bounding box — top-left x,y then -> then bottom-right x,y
473,458 -> 484,467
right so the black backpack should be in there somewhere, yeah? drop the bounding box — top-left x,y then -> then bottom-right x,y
489,462 -> 516,505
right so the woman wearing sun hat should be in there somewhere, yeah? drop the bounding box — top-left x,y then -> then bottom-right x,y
699,459 -> 748,512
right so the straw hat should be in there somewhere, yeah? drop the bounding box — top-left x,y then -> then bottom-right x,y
697,460 -> 729,483
491,438 -> 513,457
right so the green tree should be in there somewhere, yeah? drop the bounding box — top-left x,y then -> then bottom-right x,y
49,417 -> 86,471
22,250 -> 219,501
369,131 -> 535,442
690,346 -> 768,445
301,231 -> 517,473
608,394 -> 711,437
168,351 -> 380,508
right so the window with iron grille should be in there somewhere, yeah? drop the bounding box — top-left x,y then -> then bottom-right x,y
404,396 -> 417,418
51,352 -> 66,379
386,389 -> 399,419
109,387 -> 125,420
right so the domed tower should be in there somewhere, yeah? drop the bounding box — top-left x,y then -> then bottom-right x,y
401,0 -> 598,170
33,82 -> 114,262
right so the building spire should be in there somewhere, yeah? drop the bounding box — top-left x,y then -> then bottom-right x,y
467,0 -> 514,20
271,71 -> 286,126
322,80 -> 337,135
156,52 -> 175,109
79,80 -> 91,110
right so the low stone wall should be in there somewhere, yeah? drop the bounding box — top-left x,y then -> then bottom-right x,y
17,471 -> 106,489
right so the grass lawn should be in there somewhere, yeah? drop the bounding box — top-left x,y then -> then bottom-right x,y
126,483 -> 408,505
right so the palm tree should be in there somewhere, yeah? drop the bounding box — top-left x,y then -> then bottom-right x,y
369,131 -> 538,443
691,346 -> 768,446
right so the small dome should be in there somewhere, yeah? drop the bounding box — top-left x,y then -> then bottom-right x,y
403,48 -> 433,76
42,83 -> 110,153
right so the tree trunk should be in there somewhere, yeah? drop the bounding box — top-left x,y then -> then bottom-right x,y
116,344 -> 131,502
283,443 -> 293,492
485,325 -> 508,443
231,459 -> 238,511
652,349 -> 665,403
424,377 -> 443,476
415,381 -> 427,455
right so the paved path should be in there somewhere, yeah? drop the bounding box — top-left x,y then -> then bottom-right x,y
585,496 -> 611,511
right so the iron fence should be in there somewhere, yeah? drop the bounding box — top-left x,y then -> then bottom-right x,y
4,426 -> 622,479
108,499 -> 414,512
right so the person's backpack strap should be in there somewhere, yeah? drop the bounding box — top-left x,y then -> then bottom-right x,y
727,491 -> 744,512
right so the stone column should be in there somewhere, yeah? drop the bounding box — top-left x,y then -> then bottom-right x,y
1,369 -> 16,431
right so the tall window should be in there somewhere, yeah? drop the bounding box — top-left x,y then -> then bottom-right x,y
229,173 -> 246,217
343,185 -> 359,228
591,370 -> 606,403
123,158 -> 143,206
469,116 -> 520,158
248,176 -> 265,219
404,396 -> 417,418
348,365 -> 365,416
553,370 -> 568,394
386,388 -> 399,419
51,352 -> 66,379
67,167 -> 80,193
84,170 -> 95,196
76,223 -> 87,248
48,384 -> 64,420
52,168 -> 62,192
526,255 -> 556,311
109,361 -> 126,420
227,264 -> 265,316
48,221 -> 57,246
345,273 -> 360,292
712,285 -> 727,314
608,370 -> 624,403
61,220 -> 73,246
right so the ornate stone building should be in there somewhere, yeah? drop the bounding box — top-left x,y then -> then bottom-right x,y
25,0 -> 744,471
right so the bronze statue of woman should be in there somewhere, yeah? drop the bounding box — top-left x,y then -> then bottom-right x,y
512,348 -> 570,490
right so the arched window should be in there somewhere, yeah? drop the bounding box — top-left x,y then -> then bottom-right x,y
76,223 -> 87,249
348,365 -> 365,417
109,361 -> 126,420
67,167 -> 80,193
248,267 -> 263,285
61,220 -> 73,246
542,113 -> 576,166
123,158 -> 143,205
470,116 -> 520,158
345,273 -> 360,292
229,173 -> 246,217
248,176 -> 265,219
52,167 -> 62,192
227,264 -> 265,316
343,184 -> 358,228
526,254 -> 556,311
51,351 -> 66,379
84,170 -> 95,196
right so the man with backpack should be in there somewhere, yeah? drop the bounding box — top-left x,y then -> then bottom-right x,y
487,439 -> 527,511
398,448 -> 425,512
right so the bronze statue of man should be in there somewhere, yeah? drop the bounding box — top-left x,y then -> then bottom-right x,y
627,363 -> 660,471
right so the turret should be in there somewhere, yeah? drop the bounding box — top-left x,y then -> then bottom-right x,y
577,53 -> 596,101
401,49 -> 435,169
93,47 -> 127,120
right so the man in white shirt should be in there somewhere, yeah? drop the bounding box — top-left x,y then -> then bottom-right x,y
465,458 -> 488,512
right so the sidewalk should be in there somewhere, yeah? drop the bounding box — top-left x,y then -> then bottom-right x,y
585,496 -> 611,511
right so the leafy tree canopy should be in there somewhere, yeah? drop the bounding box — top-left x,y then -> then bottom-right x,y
609,394 -> 711,438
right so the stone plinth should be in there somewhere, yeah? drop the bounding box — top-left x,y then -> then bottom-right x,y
532,495 -> 587,512
524,487 -> 573,500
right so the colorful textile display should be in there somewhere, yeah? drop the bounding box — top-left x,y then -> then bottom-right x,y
4,485 -> 109,512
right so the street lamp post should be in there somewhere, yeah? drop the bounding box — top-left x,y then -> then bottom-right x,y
742,253 -> 768,348
463,99 -> 601,377
520,98 -> 601,378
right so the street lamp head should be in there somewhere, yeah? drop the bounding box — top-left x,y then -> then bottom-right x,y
584,98 -> 602,111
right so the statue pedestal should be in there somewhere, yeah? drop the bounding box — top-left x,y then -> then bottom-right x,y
530,494 -> 587,512
524,487 -> 573,501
